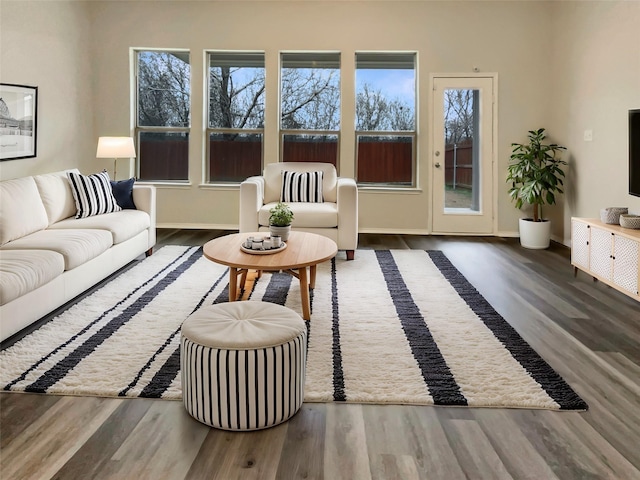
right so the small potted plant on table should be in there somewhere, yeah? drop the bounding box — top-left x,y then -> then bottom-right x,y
269,202 -> 294,241
506,128 -> 567,249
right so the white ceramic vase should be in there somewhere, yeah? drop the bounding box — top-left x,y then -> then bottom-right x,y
518,218 -> 551,249
269,225 -> 291,242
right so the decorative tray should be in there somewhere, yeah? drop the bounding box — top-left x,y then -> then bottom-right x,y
240,242 -> 287,255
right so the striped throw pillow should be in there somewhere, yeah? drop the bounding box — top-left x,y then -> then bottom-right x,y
281,171 -> 324,203
67,171 -> 122,218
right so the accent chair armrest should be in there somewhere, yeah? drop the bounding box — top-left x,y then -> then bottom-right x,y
239,176 -> 265,233
336,177 -> 358,251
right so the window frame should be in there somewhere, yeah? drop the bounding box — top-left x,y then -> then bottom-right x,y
354,51 -> 417,188
134,48 -> 191,183
205,50 -> 266,184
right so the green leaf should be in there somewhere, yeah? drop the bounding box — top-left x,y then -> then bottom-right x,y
506,128 -> 566,213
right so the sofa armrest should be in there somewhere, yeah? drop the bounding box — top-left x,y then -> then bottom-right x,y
132,184 -> 157,249
336,177 -> 358,250
239,176 -> 265,233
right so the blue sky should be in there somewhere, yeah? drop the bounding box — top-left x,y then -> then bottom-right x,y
214,66 -> 416,109
356,69 -> 415,106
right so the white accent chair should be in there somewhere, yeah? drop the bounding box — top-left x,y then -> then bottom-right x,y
239,162 -> 358,260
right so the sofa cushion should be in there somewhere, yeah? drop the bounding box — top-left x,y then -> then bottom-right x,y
281,171 -> 324,203
110,178 -> 137,209
33,169 -> 80,225
0,229 -> 113,270
0,249 -> 65,306
0,176 -> 49,246
67,171 -> 122,219
259,201 -> 338,228
49,209 -> 150,244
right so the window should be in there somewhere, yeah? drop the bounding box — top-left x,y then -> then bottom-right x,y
207,52 -> 265,183
355,52 -> 416,186
135,50 -> 190,181
280,52 -> 340,166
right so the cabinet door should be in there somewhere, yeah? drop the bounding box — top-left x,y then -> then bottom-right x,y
613,234 -> 639,295
589,227 -> 613,280
571,220 -> 590,269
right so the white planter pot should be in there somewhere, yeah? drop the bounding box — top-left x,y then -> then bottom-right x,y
269,225 -> 291,242
518,218 -> 551,249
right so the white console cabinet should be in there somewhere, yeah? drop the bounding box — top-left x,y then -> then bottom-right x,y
571,218 -> 640,302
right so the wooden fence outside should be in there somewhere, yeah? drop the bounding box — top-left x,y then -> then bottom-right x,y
139,137 -> 415,184
444,143 -> 473,188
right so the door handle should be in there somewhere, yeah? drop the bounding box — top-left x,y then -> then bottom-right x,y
435,162 -> 441,168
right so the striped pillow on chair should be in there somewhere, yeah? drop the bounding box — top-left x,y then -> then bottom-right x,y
281,171 -> 324,203
67,171 -> 122,218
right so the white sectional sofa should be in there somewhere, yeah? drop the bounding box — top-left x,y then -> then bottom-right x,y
0,169 -> 156,342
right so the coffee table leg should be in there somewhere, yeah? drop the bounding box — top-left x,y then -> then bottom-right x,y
240,269 -> 248,291
299,266 -> 310,320
309,264 -> 317,289
229,267 -> 238,302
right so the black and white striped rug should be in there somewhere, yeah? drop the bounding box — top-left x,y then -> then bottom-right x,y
0,246 -> 587,410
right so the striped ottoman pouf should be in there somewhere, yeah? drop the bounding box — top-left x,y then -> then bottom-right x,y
180,301 -> 307,431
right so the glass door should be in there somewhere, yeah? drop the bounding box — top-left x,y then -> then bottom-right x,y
431,77 -> 495,234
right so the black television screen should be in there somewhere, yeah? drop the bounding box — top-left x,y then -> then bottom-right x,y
630,109 -> 640,197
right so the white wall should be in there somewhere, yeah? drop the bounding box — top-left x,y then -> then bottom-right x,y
550,0 -> 640,245
85,0 -> 553,234
0,1 -> 94,179
2,1 -> 637,244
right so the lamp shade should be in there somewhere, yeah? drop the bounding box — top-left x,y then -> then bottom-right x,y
96,137 -> 136,158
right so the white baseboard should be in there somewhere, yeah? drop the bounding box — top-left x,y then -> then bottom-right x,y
496,230 -> 520,238
357,227 -> 430,235
551,234 -> 570,248
157,223 -> 239,230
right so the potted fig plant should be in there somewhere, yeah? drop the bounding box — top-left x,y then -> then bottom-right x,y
269,202 -> 294,241
506,128 -> 567,249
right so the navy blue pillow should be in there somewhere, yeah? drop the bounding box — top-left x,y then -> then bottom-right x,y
110,178 -> 136,209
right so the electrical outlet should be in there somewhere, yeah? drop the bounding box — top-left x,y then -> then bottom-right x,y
584,130 -> 593,141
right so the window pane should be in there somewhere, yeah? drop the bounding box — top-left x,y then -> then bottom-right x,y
208,53 -> 265,129
282,134 -> 338,166
280,53 -> 340,130
357,135 -> 413,185
137,51 -> 190,128
138,132 -> 189,181
355,52 -> 416,186
209,133 -> 262,182
355,53 -> 415,131
443,89 -> 478,210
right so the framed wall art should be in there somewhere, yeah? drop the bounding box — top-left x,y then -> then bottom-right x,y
0,83 -> 38,160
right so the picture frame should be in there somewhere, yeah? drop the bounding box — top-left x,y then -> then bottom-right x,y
0,83 -> 38,160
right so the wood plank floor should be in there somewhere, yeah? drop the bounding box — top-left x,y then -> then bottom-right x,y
1,230 -> 639,480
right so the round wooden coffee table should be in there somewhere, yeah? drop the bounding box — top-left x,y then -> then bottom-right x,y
203,231 -> 337,320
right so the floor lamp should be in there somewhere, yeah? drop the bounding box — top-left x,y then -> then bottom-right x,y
96,137 -> 136,180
